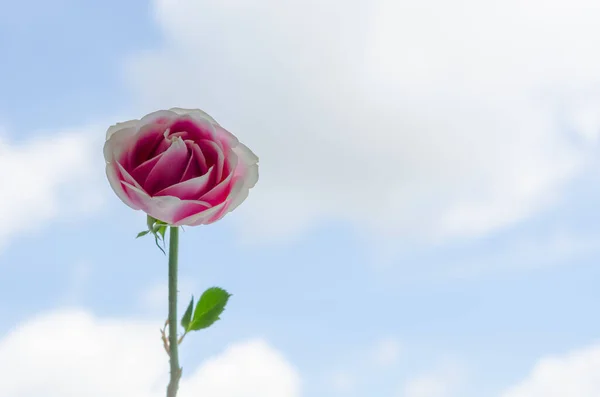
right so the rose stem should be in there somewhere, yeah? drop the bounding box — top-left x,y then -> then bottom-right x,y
166,226 -> 182,397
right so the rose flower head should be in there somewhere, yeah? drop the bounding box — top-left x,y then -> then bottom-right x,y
104,108 -> 258,226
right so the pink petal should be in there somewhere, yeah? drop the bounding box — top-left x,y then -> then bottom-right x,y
122,179 -> 223,226
154,166 -> 215,200
179,146 -> 200,182
126,123 -> 169,171
173,200 -> 227,226
233,141 -> 259,166
168,108 -> 238,151
214,125 -> 239,150
130,153 -> 164,187
104,126 -> 138,165
105,163 -> 142,210
171,200 -> 213,224
198,165 -> 235,206
198,139 -> 225,182
122,182 -> 184,224
227,163 -> 259,213
224,150 -> 239,175
169,115 -> 216,143
106,120 -> 139,141
151,137 -> 172,158
115,162 -> 149,208
221,149 -> 236,177
169,108 -> 218,124
139,109 -> 179,127
116,162 -> 145,190
143,138 -> 190,195
205,199 -> 233,224
191,141 -> 209,174
226,143 -> 260,212
181,141 -> 208,181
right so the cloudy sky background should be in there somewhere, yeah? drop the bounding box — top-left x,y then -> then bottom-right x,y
2,0 -> 600,396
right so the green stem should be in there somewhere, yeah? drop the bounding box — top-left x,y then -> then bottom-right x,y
166,226 -> 181,397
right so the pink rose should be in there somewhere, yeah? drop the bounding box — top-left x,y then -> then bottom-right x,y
104,108 -> 259,226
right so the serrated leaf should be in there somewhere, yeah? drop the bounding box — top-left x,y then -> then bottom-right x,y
188,287 -> 231,331
181,296 -> 194,331
136,230 -> 150,238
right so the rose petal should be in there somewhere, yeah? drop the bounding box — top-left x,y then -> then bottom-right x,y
105,163 -> 142,210
106,120 -> 139,141
205,199 -> 233,224
169,108 -> 219,125
190,141 -> 208,175
173,200 -> 227,226
227,163 -> 259,213
225,143 -> 260,212
112,162 -> 150,208
143,138 -> 190,195
221,149 -> 236,177
214,125 -> 240,150
198,139 -> 224,182
198,166 -> 235,206
179,143 -> 200,182
130,153 -> 164,187
152,136 -> 173,158
139,109 -> 179,127
169,115 -> 217,143
122,182 -> 193,224
169,108 -> 239,151
155,166 -> 215,200
116,162 -> 145,190
233,141 -> 259,166
103,126 -> 138,165
126,123 -> 169,170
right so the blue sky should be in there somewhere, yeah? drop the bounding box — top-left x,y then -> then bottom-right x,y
1,0 -> 600,396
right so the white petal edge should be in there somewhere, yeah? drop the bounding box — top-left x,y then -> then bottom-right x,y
225,142 -> 259,213
139,109 -> 180,127
106,120 -> 139,141
122,181 -> 217,226
103,126 -> 139,164
169,108 -> 219,125
105,164 -> 142,210
174,200 -> 227,226
233,141 -> 259,165
228,163 -> 259,213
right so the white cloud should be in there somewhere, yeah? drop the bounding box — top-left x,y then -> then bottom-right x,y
500,343 -> 600,397
402,359 -> 467,397
0,125 -> 105,250
0,309 -> 301,397
124,0 -> 600,244
181,340 -> 301,397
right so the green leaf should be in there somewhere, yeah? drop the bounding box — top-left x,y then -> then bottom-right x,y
136,230 -> 150,238
188,287 -> 231,331
181,296 -> 194,331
